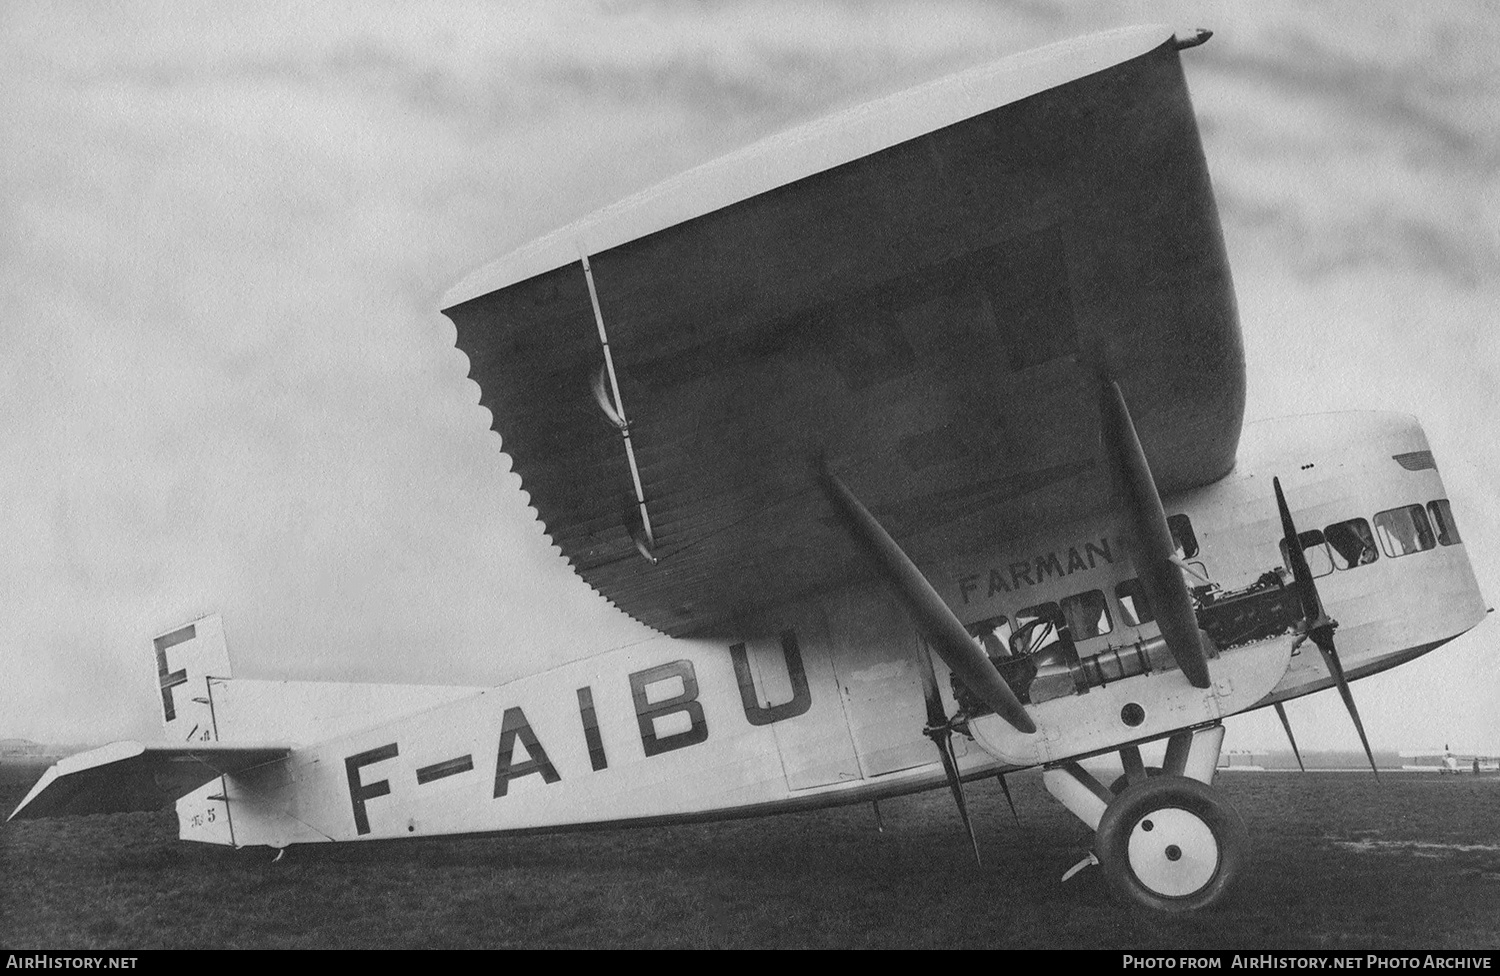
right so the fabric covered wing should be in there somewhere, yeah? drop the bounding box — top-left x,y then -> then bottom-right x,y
443,27 -> 1244,637
7,741 -> 290,820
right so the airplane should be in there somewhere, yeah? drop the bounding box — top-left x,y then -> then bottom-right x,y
1400,746 -> 1496,774
8,24 -> 1489,914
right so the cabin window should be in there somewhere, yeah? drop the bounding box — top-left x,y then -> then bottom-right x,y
1115,579 -> 1154,626
1374,504 -> 1437,558
1014,603 -> 1062,654
967,615 -> 1014,658
1061,590 -> 1113,640
1428,499 -> 1461,546
1281,529 -> 1334,578
1325,518 -> 1379,570
1168,514 -> 1199,559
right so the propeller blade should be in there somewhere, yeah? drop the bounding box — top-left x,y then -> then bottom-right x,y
1273,477 -> 1324,623
1273,477 -> 1378,780
1273,702 -> 1306,773
936,729 -> 982,867
1313,635 -> 1381,780
996,772 -> 1020,827
913,638 -> 982,864
913,637 -> 950,732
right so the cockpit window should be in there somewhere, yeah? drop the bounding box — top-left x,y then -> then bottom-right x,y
1281,529 -> 1334,578
1325,518 -> 1379,570
1061,590 -> 1113,640
1115,579 -> 1154,626
967,615 -> 1013,658
1428,499 -> 1461,546
1167,513 -> 1198,559
1015,603 -> 1062,654
1374,505 -> 1437,558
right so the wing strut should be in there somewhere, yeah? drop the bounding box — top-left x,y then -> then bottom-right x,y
581,251 -> 657,563
1098,378 -> 1213,688
819,463 -> 1035,735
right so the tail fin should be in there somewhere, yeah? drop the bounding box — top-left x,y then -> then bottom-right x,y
153,615 -> 245,845
152,615 -> 232,744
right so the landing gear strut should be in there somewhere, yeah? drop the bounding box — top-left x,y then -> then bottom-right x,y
1044,725 -> 1247,912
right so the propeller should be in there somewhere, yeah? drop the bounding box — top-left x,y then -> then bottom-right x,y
914,639 -> 983,866
1272,701 -> 1306,773
1273,477 -> 1379,779
995,772 -> 1021,827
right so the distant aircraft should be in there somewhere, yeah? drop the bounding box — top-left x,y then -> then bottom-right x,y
1401,745 -> 1493,774
10,25 -> 1488,913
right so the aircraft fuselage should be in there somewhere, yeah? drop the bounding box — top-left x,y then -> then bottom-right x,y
175,411 -> 1485,848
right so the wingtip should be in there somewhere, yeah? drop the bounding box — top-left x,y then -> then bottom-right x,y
1175,28 -> 1213,50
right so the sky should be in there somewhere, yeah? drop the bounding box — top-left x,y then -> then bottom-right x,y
1,1 -> 1497,754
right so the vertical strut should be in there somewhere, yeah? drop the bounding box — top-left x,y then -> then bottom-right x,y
581,251 -> 655,560
1098,378 -> 1212,687
819,463 -> 1034,734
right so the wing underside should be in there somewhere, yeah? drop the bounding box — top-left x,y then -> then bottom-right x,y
443,27 -> 1244,636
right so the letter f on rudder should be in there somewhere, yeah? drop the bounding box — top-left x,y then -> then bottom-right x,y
152,615 -> 232,743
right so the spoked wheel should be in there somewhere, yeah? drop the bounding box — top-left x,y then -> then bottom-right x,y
1095,775 -> 1247,913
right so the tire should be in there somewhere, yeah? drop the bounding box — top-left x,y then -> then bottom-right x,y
1095,775 -> 1247,913
1108,766 -> 1162,795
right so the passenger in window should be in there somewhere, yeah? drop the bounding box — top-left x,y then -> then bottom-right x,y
1325,519 -> 1378,569
969,617 -> 1013,659
1061,591 -> 1113,640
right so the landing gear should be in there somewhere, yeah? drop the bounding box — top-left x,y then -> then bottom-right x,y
1095,775 -> 1246,913
1043,724 -> 1246,912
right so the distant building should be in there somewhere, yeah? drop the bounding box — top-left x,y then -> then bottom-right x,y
0,739 -> 45,759
1217,748 -> 1404,771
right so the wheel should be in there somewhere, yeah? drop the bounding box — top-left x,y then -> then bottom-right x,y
1107,765 -> 1161,795
1094,775 -> 1247,913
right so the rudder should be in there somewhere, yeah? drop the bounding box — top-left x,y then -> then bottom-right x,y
153,615 -> 236,845
152,615 -> 232,744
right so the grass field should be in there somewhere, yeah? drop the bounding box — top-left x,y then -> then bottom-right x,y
2,771 -> 1498,949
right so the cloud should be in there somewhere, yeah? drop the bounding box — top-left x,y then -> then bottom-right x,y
2,0 -> 1497,756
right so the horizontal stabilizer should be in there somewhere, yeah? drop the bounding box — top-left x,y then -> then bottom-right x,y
7,741 -> 289,821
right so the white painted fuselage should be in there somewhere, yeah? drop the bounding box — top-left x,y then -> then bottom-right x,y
179,411 -> 1485,848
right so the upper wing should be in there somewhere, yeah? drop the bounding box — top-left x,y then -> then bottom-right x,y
442,26 -> 1244,636
7,741 -> 290,820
